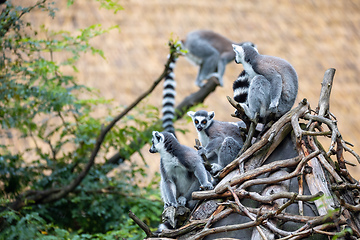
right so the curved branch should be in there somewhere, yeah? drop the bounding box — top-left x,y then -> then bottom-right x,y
106,76 -> 220,165
6,42 -> 181,211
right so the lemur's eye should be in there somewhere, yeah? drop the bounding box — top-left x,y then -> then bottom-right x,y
194,120 -> 199,124
201,120 -> 207,125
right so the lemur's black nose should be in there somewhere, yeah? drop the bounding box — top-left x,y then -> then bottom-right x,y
149,148 -> 157,153
197,127 -> 203,131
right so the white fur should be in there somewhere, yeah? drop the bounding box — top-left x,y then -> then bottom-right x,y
184,51 -> 203,66
198,129 -> 210,147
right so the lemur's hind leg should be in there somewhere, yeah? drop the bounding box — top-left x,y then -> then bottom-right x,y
211,137 -> 242,174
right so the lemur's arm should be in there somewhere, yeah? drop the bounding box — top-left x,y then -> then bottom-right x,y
204,137 -> 224,158
267,70 -> 282,109
192,160 -> 214,190
160,161 -> 178,207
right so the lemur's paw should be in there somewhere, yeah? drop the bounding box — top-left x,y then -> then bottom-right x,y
201,182 -> 214,190
210,163 -> 223,175
177,196 -> 187,206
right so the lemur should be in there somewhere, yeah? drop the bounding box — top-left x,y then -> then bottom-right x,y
149,131 -> 214,210
162,30 -> 255,134
182,30 -> 255,87
187,110 -> 245,174
232,44 -> 298,121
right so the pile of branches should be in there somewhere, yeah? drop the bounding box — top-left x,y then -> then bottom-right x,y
131,67 -> 360,239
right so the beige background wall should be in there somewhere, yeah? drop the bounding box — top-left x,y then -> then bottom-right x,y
9,0 -> 360,179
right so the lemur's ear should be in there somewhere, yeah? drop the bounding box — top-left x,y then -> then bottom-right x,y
187,111 -> 195,118
208,111 -> 215,120
154,131 -> 162,142
232,44 -> 242,52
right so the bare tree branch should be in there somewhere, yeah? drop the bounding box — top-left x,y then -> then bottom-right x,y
106,76 -> 220,165
129,210 -> 154,238
6,42 -> 181,211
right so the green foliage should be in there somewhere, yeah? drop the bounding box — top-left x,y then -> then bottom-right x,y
0,1 -> 162,239
332,227 -> 353,240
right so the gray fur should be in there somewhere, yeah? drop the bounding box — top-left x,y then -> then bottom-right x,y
149,131 -> 213,209
182,30 -> 255,87
232,44 -> 298,120
187,110 -> 244,174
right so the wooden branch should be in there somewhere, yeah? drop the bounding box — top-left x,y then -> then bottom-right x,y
217,99 -> 309,179
6,42 -> 182,211
227,186 -> 268,240
303,113 -> 340,156
197,193 -> 318,240
105,76 -> 220,165
194,188 -> 323,205
331,183 -> 360,191
238,150 -> 320,190
276,223 -> 341,240
236,189 -> 323,204
317,68 -> 336,118
341,138 -> 360,164
175,76 -> 219,119
307,135 -> 343,183
340,200 -> 360,212
300,136 -> 335,216
129,210 -> 154,238
247,208 -> 317,223
210,155 -> 300,195
41,44 -> 179,204
298,171 -> 304,216
159,208 -> 233,238
159,220 -> 206,238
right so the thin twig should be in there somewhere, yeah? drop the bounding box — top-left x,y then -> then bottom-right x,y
227,186 -> 268,240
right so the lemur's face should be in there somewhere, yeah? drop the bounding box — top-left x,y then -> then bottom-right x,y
149,131 -> 164,153
232,44 -> 245,64
187,111 -> 214,132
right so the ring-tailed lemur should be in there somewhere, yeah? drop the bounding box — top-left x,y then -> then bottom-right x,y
162,31 -> 255,135
232,44 -> 298,121
182,30 -> 255,87
149,131 -> 213,210
187,110 -> 245,174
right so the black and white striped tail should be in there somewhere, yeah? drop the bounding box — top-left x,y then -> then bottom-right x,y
162,55 -> 177,134
233,70 -> 250,104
